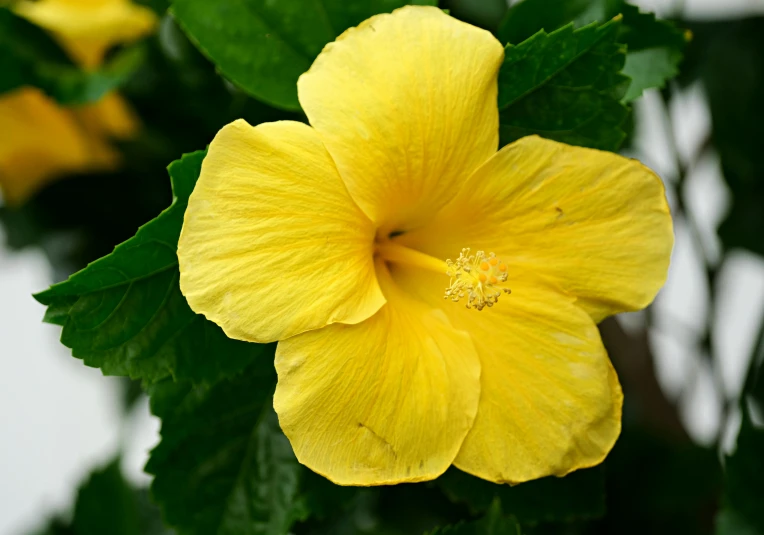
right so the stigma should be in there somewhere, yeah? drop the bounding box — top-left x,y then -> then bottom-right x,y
444,248 -> 511,311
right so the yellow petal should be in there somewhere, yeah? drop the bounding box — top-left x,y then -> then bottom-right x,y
398,135 -> 673,322
14,0 -> 157,69
274,260 -> 480,486
75,91 -> 139,140
0,87 -> 117,205
178,120 -> 385,344
297,6 -> 504,232
391,266 -> 622,484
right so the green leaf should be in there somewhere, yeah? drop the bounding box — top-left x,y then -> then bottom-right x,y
29,460 -> 169,535
133,488 -> 176,535
70,459 -> 141,535
615,3 -> 687,102
437,466 -> 605,524
620,47 -> 681,102
615,3 -> 687,53
298,470 -> 358,522
0,6 -> 70,96
0,8 -> 145,104
27,520 -> 73,535
296,473 -> 471,534
498,20 -> 630,152
716,411 -> 764,534
496,0 -> 687,102
496,0 -> 593,44
34,150 -> 270,385
427,500 -> 522,535
439,0 -> 507,32
136,0 -> 170,15
146,363 -> 307,535
170,0 -> 437,110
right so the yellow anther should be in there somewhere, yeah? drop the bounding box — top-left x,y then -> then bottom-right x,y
444,248 -> 512,311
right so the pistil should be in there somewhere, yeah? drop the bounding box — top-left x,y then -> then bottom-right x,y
376,241 -> 448,274
377,242 -> 512,311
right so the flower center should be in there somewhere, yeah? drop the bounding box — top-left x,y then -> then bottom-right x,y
445,248 -> 511,311
375,242 -> 511,311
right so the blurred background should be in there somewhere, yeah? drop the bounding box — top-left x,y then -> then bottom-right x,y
2,0 -> 764,533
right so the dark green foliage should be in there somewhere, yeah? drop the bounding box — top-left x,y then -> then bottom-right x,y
496,0 -> 594,44
297,471 -> 359,523
121,378 -> 146,413
598,430 -> 723,535
498,21 -> 630,151
496,0 -> 687,102
146,363 -> 307,535
30,459 -> 168,535
615,3 -> 687,53
134,488 -> 177,535
744,322 -> 764,411
292,466 -> 603,534
28,520 -> 74,535
0,7 -> 70,95
136,0 -> 171,15
428,501 -> 522,535
752,365 -> 764,411
716,411 -> 764,534
438,467 -> 605,524
34,151 -> 272,385
439,0 -> 507,32
70,460 -> 141,535
291,472 -> 473,534
681,18 -> 764,257
0,8 -> 146,104
170,0 -> 437,110
615,4 -> 687,101
715,511 -> 760,535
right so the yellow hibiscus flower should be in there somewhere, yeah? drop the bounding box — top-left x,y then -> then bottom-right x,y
177,6 -> 673,486
0,0 -> 156,205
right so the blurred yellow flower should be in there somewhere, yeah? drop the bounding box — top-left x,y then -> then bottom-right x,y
0,87 -> 116,205
177,6 -> 673,486
0,0 -> 156,205
14,0 -> 156,69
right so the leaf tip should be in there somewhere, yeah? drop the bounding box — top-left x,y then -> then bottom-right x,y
32,289 -> 52,306
166,149 -> 207,201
